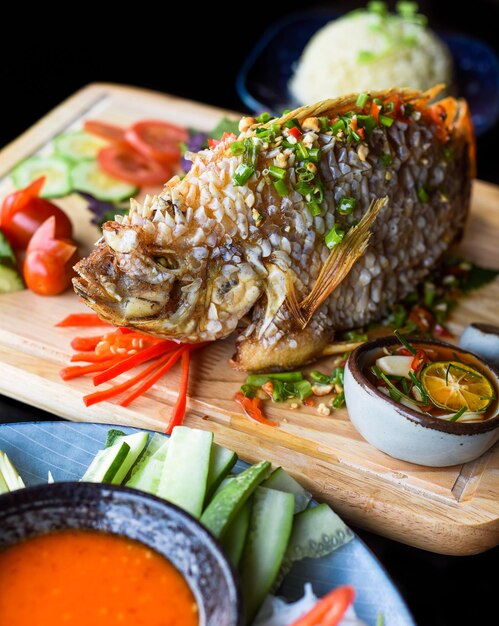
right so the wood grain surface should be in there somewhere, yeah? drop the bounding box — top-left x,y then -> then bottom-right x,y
0,83 -> 498,555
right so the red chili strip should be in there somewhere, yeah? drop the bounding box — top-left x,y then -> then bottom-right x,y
55,313 -> 112,327
165,350 -> 191,434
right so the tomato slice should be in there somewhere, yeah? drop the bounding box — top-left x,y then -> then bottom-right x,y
24,216 -> 78,296
0,178 -> 73,249
98,144 -> 172,186
125,120 -> 188,164
83,120 -> 126,143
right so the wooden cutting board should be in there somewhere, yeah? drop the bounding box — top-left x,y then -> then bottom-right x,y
0,83 -> 498,556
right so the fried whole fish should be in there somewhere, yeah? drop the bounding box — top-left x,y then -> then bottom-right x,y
74,87 -> 474,371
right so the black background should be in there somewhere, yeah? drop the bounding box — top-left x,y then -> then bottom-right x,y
1,1 -> 498,624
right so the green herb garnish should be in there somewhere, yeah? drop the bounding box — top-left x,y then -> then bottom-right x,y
449,407 -> 467,422
233,163 -> 254,186
325,224 -> 345,250
394,329 -> 417,355
337,196 -> 356,215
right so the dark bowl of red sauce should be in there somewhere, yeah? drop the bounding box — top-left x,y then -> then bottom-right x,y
0,482 -> 242,626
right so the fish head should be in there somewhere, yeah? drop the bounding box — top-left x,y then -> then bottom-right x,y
73,193 -> 265,342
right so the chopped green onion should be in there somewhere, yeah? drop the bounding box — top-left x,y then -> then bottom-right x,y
285,118 -> 301,130
401,378 -> 410,395
312,179 -> 324,203
325,224 -> 345,250
345,329 -> 367,341
308,148 -> 320,163
319,116 -> 329,132
282,108 -> 292,115
295,380 -> 313,400
244,138 -> 260,167
449,364 -> 483,379
246,372 -> 303,385
357,114 -> 376,136
273,179 -> 289,197
268,123 -> 280,134
268,165 -> 287,180
368,1 -> 388,15
380,153 -> 393,167
332,391 -> 345,408
349,130 -> 361,142
394,329 -> 417,355
376,612 -> 385,626
233,163 -> 254,186
310,371 -> 331,385
423,283 -> 435,308
296,142 -> 309,161
240,384 -> 257,398
230,141 -> 245,156
356,93 -> 369,108
306,200 -> 322,217
256,112 -> 271,124
333,367 -> 345,386
384,101 -> 394,113
298,170 -> 315,183
357,50 -> 377,63
417,186 -> 429,203
449,407 -> 467,422
337,196 -> 356,215
282,140 -> 297,150
296,181 -> 313,199
331,119 -> 346,134
379,115 -> 394,127
408,372 -> 429,404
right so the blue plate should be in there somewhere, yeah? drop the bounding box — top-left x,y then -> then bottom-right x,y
237,10 -> 499,136
0,421 -> 415,626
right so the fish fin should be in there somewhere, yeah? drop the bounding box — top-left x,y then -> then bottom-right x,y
285,272 -> 307,328
287,197 -> 388,329
257,264 -> 289,339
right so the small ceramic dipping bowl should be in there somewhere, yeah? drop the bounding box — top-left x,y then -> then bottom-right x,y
0,482 -> 242,626
344,337 -> 499,467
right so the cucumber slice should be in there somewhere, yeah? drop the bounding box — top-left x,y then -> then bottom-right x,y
0,231 -> 16,264
200,460 -> 271,539
240,487 -> 295,623
221,498 -> 251,568
71,161 -> 138,202
125,440 -> 169,494
263,467 -> 312,514
0,450 -> 25,493
54,131 -> 107,161
12,155 -> 72,198
157,426 -> 213,518
80,441 -> 130,483
205,444 -> 238,503
0,263 -> 24,293
110,432 -> 150,485
273,503 -> 355,591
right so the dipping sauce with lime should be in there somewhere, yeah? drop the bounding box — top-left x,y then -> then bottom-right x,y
0,529 -> 198,626
367,332 -> 498,422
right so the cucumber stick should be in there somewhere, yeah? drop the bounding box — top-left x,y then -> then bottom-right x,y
0,450 -> 25,493
125,440 -> 169,494
263,467 -> 312,513
157,426 -> 213,518
12,156 -> 72,198
240,487 -> 295,623
201,460 -> 271,539
54,131 -> 107,161
80,441 -> 130,483
272,503 -> 354,591
221,498 -> 251,568
205,444 -> 238,502
110,432 -> 149,485
80,432 -> 148,484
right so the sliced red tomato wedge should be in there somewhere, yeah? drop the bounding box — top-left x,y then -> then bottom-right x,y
83,120 -> 126,143
0,177 -> 73,249
24,216 -> 78,296
98,144 -> 172,186
125,120 -> 189,164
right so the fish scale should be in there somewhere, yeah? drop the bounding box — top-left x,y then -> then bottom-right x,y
74,87 -> 473,371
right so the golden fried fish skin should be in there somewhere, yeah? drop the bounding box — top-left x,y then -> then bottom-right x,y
74,87 -> 474,371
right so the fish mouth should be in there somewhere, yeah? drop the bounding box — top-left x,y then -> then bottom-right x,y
73,243 -> 204,339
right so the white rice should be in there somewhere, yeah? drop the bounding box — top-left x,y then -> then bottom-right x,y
289,11 -> 453,104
